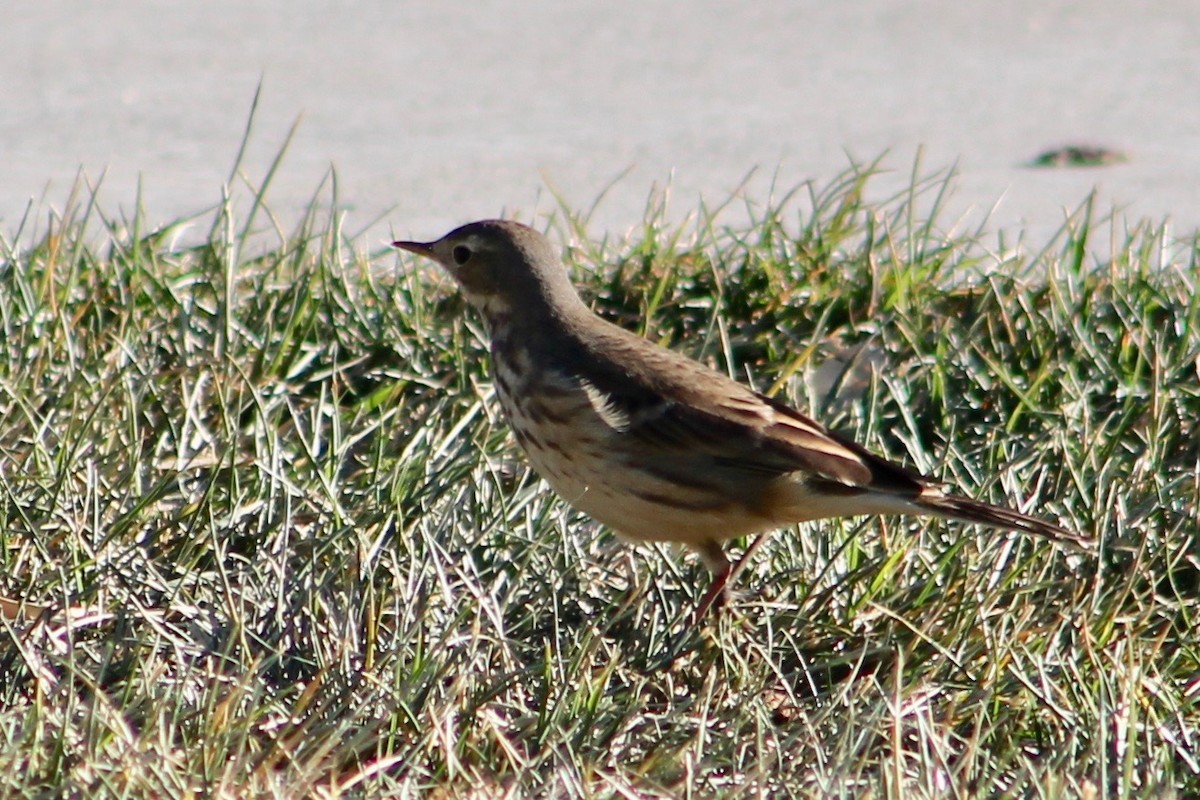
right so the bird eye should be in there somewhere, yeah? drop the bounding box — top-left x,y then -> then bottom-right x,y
452,245 -> 472,265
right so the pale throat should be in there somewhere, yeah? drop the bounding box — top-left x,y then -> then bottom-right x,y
467,292 -> 514,330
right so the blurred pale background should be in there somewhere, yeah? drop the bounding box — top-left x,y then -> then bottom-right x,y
3,1 -> 1196,247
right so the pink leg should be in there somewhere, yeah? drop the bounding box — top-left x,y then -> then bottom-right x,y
691,533 -> 769,624
691,560 -> 732,623
727,533 -> 769,590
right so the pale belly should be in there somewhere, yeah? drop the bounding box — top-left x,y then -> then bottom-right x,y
494,372 -> 778,548
534,454 -> 776,547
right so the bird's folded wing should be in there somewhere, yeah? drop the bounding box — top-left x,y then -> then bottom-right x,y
579,370 -> 924,495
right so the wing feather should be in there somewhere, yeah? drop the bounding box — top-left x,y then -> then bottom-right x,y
561,324 -> 925,496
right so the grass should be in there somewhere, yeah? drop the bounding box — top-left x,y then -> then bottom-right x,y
0,157 -> 1197,798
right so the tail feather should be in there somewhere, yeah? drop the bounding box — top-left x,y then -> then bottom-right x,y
915,488 -> 1088,546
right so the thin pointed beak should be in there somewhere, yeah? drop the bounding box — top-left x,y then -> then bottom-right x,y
391,240 -> 435,257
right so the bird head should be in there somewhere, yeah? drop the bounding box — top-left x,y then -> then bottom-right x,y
393,220 -> 582,324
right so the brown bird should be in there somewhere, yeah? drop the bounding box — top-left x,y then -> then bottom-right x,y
393,220 -> 1081,618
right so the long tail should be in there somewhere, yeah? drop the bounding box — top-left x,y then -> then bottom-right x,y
914,487 -> 1089,546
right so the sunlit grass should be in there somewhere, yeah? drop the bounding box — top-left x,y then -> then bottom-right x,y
0,156 -> 1196,798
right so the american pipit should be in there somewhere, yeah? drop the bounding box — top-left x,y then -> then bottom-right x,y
394,220 -> 1082,617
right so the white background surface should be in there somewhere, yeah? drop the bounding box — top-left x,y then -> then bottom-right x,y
4,1 -> 1197,248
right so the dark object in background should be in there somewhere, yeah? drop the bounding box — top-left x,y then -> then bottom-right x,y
1028,145 -> 1129,167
